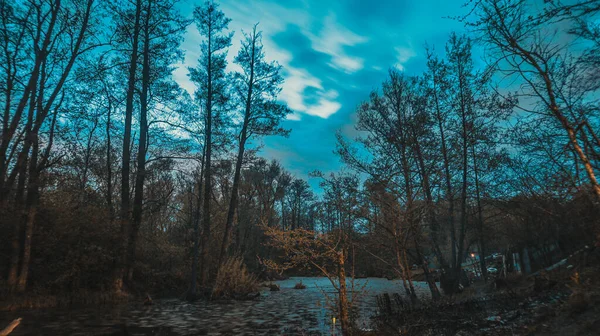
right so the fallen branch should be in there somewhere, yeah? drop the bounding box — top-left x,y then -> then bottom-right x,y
0,318 -> 21,336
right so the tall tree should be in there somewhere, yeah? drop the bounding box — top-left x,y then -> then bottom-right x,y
113,0 -> 142,293
127,0 -> 187,283
188,0 -> 232,288
0,0 -> 97,292
112,0 -> 188,289
218,23 -> 289,267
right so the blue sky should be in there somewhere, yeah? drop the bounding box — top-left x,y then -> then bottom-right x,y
174,0 -> 470,189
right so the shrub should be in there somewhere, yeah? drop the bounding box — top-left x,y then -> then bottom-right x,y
294,281 -> 306,289
212,257 -> 259,299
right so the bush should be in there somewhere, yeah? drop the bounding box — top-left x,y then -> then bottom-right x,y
294,281 -> 306,289
212,257 -> 259,299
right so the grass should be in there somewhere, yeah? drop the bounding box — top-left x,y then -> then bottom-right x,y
0,289 -> 130,311
211,256 -> 260,299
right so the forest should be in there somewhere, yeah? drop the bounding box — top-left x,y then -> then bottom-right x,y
0,0 -> 599,335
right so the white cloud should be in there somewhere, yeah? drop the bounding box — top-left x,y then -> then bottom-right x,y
329,55 -> 363,73
309,14 -> 367,73
278,69 -> 341,119
286,113 -> 302,121
306,97 -> 342,118
276,65 -> 343,117
394,46 -> 416,71
279,68 -> 322,111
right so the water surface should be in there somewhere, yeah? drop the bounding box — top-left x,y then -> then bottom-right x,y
2,277 -> 432,335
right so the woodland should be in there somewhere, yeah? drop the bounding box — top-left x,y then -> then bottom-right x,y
0,0 -> 599,335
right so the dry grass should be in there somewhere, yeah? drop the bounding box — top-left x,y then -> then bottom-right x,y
212,257 -> 259,299
0,290 -> 129,311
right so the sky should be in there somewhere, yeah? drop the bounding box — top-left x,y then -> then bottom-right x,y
174,0 -> 470,190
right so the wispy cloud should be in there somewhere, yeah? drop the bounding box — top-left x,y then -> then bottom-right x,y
305,90 -> 341,118
394,46 -> 416,71
309,15 -> 367,73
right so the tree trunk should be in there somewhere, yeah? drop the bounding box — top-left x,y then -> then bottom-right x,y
412,125 -> 448,271
337,250 -> 351,336
472,143 -> 487,281
6,205 -> 21,289
17,130 -> 40,292
188,148 -> 206,300
199,18 -> 214,288
0,317 -> 21,336
403,249 -> 418,302
432,71 -> 456,270
219,29 -> 257,267
455,55 -> 469,293
127,0 -> 152,283
114,0 -> 141,293
105,84 -> 113,219
394,239 -> 416,303
414,236 -> 441,300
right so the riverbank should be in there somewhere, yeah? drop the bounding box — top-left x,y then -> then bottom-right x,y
373,252 -> 600,335
0,290 -> 132,312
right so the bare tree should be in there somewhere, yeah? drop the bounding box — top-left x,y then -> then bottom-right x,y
188,0 -> 232,288
218,23 -> 289,267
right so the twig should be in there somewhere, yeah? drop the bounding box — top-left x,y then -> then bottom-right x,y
0,318 -> 22,336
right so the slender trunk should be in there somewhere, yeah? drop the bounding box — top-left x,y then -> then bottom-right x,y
412,127 -> 448,270
432,74 -> 456,270
403,249 -> 417,302
218,137 -> 245,265
394,237 -> 415,302
127,1 -> 152,283
280,198 -> 285,230
472,143 -> 487,280
199,19 -> 214,288
105,86 -> 113,219
17,129 -> 39,292
337,250 -> 351,336
414,235 -> 441,300
114,0 -> 141,293
219,30 -> 257,265
7,53 -> 43,290
6,204 -> 21,288
11,83 -> 61,292
6,99 -> 35,290
456,57 -> 469,291
3,0 -> 90,201
188,148 -> 206,299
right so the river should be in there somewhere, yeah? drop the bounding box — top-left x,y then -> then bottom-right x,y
2,277 -> 433,335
